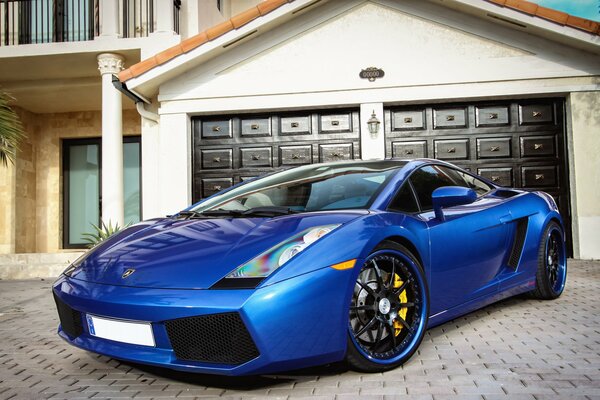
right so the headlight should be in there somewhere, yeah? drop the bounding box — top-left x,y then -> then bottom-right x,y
225,224 -> 340,279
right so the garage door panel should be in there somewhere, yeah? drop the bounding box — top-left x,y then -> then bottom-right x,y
280,145 -> 313,166
240,147 -> 272,168
521,165 -> 558,188
434,139 -> 469,160
478,167 -> 514,187
391,140 -> 427,159
520,135 -> 556,158
433,107 -> 468,129
319,143 -> 354,163
280,115 -> 311,135
201,177 -> 233,198
518,102 -> 555,126
319,112 -> 353,133
477,137 -> 511,159
201,119 -> 232,139
240,117 -> 271,137
201,149 -> 233,170
391,109 -> 426,131
476,105 -> 510,127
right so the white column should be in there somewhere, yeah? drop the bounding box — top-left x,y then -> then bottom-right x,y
98,0 -> 120,38
153,0 -> 175,35
158,113 -> 191,216
360,103 -> 385,160
97,53 -> 125,227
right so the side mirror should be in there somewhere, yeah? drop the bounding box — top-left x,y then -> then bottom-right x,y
432,186 -> 477,221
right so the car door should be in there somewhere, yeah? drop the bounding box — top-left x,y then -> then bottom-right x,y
409,165 -> 511,315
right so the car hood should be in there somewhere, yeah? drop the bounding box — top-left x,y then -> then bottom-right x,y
68,211 -> 367,289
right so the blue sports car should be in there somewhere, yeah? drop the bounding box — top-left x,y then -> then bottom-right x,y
53,159 -> 567,375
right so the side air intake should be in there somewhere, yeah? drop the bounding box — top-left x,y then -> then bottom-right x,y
508,218 -> 528,269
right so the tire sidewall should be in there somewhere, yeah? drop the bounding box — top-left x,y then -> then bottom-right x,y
538,222 -> 567,298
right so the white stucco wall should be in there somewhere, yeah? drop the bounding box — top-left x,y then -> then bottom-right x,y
568,92 -> 600,260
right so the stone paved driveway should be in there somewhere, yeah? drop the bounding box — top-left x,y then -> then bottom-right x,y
0,260 -> 598,400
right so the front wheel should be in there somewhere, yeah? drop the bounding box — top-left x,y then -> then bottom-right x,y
345,241 -> 429,372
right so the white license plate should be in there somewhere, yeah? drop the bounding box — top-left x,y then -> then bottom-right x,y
86,314 -> 155,347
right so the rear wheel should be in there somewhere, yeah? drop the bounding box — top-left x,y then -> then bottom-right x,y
530,221 -> 567,299
345,241 -> 429,372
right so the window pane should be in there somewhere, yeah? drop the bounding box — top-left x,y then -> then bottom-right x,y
124,141 -> 141,225
437,166 -> 469,187
389,183 -> 419,213
409,166 -> 458,211
456,170 -> 493,196
68,143 -> 99,245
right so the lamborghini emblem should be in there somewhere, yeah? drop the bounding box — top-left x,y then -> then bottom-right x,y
122,268 -> 135,279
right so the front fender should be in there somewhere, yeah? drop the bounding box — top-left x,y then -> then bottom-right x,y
262,212 -> 430,287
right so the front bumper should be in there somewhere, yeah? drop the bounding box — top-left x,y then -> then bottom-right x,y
52,263 -> 358,375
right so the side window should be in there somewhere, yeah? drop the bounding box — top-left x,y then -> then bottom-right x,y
388,183 -> 420,213
458,172 -> 493,196
409,166 -> 459,211
439,167 -> 493,196
436,166 -> 469,188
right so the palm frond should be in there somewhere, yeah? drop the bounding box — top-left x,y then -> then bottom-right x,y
81,220 -> 130,248
0,90 -> 25,166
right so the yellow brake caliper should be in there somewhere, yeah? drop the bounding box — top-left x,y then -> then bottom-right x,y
393,273 -> 409,337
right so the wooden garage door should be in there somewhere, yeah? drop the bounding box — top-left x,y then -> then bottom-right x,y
191,109 -> 361,202
384,98 -> 571,252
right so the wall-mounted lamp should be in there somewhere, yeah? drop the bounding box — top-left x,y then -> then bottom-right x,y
367,110 -> 381,138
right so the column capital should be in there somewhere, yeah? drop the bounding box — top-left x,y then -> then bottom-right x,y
97,53 -> 125,75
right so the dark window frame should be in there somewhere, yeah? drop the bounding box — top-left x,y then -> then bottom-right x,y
388,163 -> 494,215
62,136 -> 141,249
387,180 -> 421,214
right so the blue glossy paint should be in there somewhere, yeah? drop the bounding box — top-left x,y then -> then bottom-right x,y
431,186 -> 477,221
53,158 -> 566,375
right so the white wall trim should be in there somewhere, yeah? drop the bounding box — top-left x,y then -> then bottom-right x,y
157,76 -> 600,115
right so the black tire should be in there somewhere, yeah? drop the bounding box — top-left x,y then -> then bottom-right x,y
345,241 -> 429,372
530,221 -> 567,300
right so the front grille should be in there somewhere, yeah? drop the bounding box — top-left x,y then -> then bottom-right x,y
53,292 -> 83,338
508,218 -> 529,268
165,312 -> 260,364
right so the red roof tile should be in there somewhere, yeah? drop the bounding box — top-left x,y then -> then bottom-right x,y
486,0 -> 600,35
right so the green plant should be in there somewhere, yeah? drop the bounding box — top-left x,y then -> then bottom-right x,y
0,90 -> 25,166
82,220 -> 129,248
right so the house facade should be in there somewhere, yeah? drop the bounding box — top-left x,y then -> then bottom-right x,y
1,0 -> 599,278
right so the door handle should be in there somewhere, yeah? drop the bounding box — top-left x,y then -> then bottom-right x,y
499,214 -> 512,224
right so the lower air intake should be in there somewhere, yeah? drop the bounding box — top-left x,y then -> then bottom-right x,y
53,292 -> 83,338
165,312 -> 260,364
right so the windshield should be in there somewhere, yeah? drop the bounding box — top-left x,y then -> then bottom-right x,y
190,161 -> 404,214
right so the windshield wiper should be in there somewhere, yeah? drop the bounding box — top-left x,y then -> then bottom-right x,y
172,210 -> 204,219
241,206 -> 299,217
176,207 -> 299,219
198,209 -> 244,217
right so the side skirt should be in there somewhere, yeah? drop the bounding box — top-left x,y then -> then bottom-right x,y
427,278 -> 535,329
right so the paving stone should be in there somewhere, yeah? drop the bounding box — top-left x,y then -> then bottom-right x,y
0,260 -> 598,399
